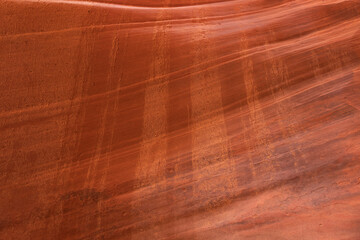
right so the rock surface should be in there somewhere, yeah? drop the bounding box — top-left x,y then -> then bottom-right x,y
1,0 -> 360,239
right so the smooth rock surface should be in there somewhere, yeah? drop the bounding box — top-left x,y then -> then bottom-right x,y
1,0 -> 360,239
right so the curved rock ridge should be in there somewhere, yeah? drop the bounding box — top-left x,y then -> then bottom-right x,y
1,0 -> 360,239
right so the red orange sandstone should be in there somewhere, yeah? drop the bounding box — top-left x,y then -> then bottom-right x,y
1,0 -> 360,239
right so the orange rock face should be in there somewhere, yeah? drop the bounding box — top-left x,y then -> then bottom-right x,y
1,0 -> 360,239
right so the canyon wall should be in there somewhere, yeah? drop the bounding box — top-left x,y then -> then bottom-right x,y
1,0 -> 360,239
